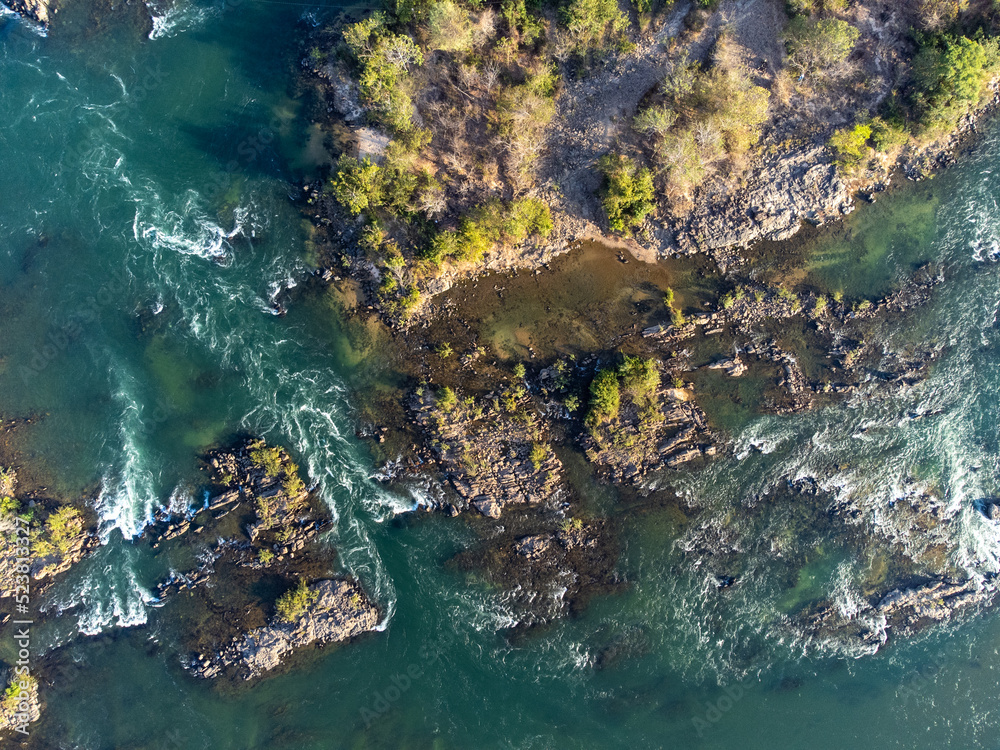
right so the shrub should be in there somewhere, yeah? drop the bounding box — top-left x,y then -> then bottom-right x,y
492,77 -> 558,174
0,467 -> 15,497
427,0 -> 473,51
438,386 -> 458,411
784,17 -> 860,79
2,675 -> 36,714
911,34 -> 999,132
634,105 -> 678,136
513,363 -> 526,379
502,0 -> 544,46
432,198 -> 552,257
46,506 -> 84,555
598,154 -> 655,234
258,549 -> 275,565
562,0 -> 627,52
275,579 -> 318,622
282,469 -> 306,497
657,129 -> 706,195
250,442 -> 284,478
331,157 -> 383,216
0,496 -> 19,517
400,286 -> 422,319
343,13 -> 424,131
664,287 -> 687,326
530,442 -> 549,470
828,122 -> 872,170
586,368 -> 621,426
618,355 -> 659,397
661,58 -> 700,102
437,342 -> 453,358
869,117 -> 909,151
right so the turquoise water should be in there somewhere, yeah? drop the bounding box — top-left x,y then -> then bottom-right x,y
5,2 -> 1000,748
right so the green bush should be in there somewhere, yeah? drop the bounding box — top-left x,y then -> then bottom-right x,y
343,13 -> 424,132
46,506 -> 84,555
502,0 -> 544,46
869,116 -> 909,151
331,157 -> 383,216
618,355 -> 660,401
828,122 -> 873,170
250,442 -> 284,478
562,0 -> 627,52
275,579 -> 318,622
598,154 -> 655,234
0,496 -> 18,517
438,386 -> 458,411
282,468 -> 306,497
634,105 -> 678,136
912,34 -> 999,133
586,368 -> 621,426
530,442 -> 549,470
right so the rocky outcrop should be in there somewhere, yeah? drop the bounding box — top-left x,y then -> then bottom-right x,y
3,0 -> 56,25
146,439 -> 379,681
797,578 -> 995,649
582,371 -> 717,482
189,579 -> 379,680
677,146 -> 854,258
410,386 -> 564,519
0,469 -> 98,603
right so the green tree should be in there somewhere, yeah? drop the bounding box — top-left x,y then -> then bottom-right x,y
331,157 -> 383,215
912,34 -> 998,131
598,154 -> 655,234
343,13 -> 424,131
275,579 -> 318,622
586,368 -> 621,426
828,122 -> 872,170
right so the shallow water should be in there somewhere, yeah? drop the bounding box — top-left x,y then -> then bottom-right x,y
4,2 -> 1000,748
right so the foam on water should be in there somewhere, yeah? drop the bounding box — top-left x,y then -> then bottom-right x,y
147,0 -> 215,40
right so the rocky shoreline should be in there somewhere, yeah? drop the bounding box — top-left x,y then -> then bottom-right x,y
3,0 -> 55,26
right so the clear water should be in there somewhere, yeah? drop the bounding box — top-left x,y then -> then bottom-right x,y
4,2 -> 1000,748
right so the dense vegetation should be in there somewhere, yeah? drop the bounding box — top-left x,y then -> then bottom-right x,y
585,355 -> 660,433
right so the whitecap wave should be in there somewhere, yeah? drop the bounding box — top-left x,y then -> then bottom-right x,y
147,0 -> 215,40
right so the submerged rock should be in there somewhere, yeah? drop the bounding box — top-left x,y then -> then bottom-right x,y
796,577 -> 995,650
706,356 -> 747,377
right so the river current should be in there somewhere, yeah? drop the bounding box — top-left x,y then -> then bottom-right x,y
3,2 -> 1000,748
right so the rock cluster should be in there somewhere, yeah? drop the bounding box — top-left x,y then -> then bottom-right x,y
189,579 -> 379,681
798,578 -> 994,649
410,387 -> 564,519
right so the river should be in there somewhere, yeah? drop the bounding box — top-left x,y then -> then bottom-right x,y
3,1 -> 1000,748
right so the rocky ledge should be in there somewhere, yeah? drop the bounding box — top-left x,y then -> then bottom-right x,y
188,578 -> 379,681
